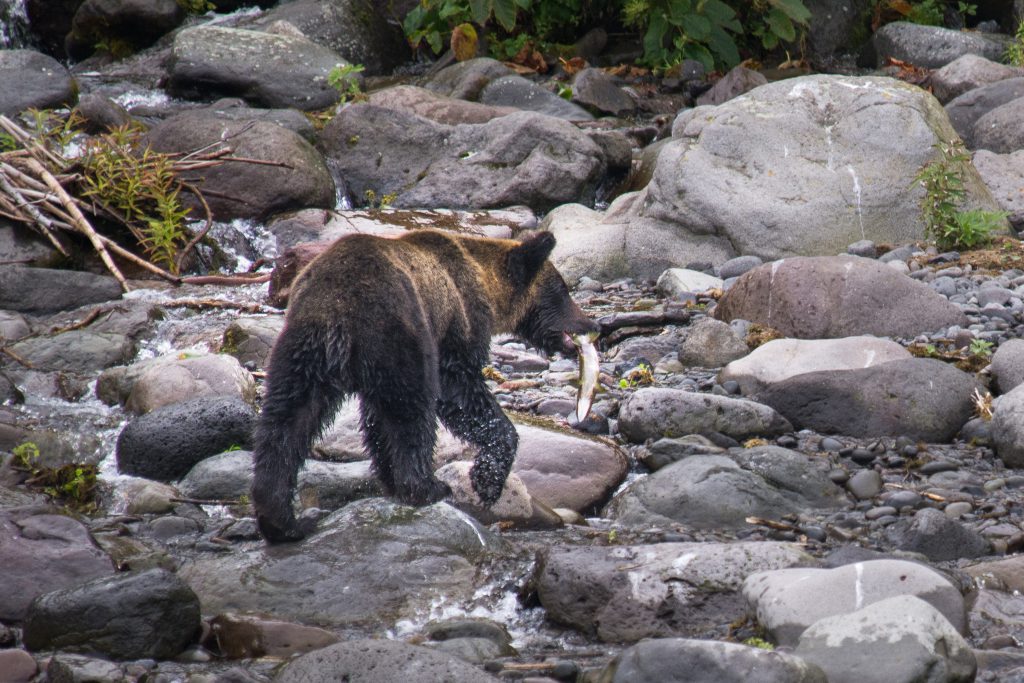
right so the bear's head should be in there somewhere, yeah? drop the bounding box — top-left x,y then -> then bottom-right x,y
507,232 -> 599,356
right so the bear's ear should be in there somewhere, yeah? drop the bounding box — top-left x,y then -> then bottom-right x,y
507,232 -> 556,287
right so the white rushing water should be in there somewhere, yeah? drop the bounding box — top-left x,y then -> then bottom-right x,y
0,0 -> 30,49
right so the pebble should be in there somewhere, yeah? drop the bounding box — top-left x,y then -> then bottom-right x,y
886,490 -> 924,509
846,470 -> 883,500
919,460 -> 959,475
849,448 -> 876,465
819,437 -> 843,452
866,506 -> 898,520
944,501 -> 973,518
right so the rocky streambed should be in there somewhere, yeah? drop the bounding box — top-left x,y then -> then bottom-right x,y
4,2 -> 1024,682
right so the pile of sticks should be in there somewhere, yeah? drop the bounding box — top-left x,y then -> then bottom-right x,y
0,114 -> 228,292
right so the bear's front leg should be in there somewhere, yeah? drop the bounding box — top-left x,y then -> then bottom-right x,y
438,371 -> 518,506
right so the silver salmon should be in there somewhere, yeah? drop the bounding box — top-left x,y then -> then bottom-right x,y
574,331 -> 600,422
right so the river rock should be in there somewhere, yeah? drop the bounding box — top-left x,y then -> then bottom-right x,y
72,92 -> 133,133
536,541 -> 811,642
989,382 -> 1024,467
794,595 -> 976,683
178,449 -> 380,508
973,96 -> 1024,154
678,317 -> 749,368
208,613 -> 340,659
22,568 -> 200,660
167,25 -> 351,110
116,396 -> 256,481
872,21 -> 1009,68
251,0 -> 410,76
192,98 -> 317,141
618,388 -> 792,443
599,637 -> 827,683
756,357 -> 977,442
101,352 -> 256,414
318,106 -> 607,212
7,329 -> 134,375
221,316 -> 286,369
604,453 -> 843,530
990,337 -> 1024,393
0,266 -> 122,315
276,638 -> 498,682
478,75 -> 593,120
972,150 -> 1024,231
720,336 -> 911,395
66,0 -> 183,59
965,554 -> 1024,592
0,649 -> 36,682
508,423 -> 628,512
545,75 -> 999,280
945,78 -> 1024,148
695,65 -> 767,106
179,499 -> 503,629
743,559 -> 967,647
142,111 -> 335,221
426,57 -> 515,100
571,67 -> 635,117
0,221 -> 58,267
0,49 -> 76,117
887,507 -> 991,561
368,85 -> 518,124
930,54 -> 1024,104
715,256 -> 970,339
656,269 -> 725,297
0,511 -> 115,621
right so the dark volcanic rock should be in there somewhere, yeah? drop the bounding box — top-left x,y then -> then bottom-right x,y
116,396 -> 256,481
23,568 -> 200,659
0,50 -> 76,117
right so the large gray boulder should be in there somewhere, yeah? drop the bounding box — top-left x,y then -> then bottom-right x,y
167,25 -> 351,111
66,0 -> 183,59
794,595 -> 976,683
973,96 -> 1024,154
605,452 -> 845,531
756,358 -> 978,442
319,106 -> 608,212
277,639 -> 498,683
743,560 -> 966,647
368,85 -> 517,125
714,256 -> 969,339
990,383 -> 1024,467
22,568 -> 200,660
990,337 -> 1024,394
618,388 -> 792,443
973,150 -> 1024,231
720,336 -> 911,395
178,499 -> 504,630
536,542 -> 811,642
0,267 -> 121,314
930,54 -> 1024,104
600,638 -> 827,683
0,50 -> 76,117
872,21 -> 1009,68
0,512 -> 115,621
479,75 -> 593,120
945,78 -> 1024,149
250,0 -> 410,76
545,75 -> 1000,281
143,111 -> 335,221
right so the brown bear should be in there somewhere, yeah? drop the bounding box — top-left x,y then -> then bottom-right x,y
252,229 -> 597,542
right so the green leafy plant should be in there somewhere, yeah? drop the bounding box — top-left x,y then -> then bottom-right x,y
969,338 -> 994,357
79,125 -> 193,273
914,139 -> 1008,250
177,0 -> 216,13
906,0 -> 944,25
1006,17 -> 1024,66
10,441 -> 98,511
327,63 -> 366,105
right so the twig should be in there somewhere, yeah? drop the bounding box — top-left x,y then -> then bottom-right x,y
175,180 -> 213,273
169,496 -> 248,506
159,298 -> 273,314
48,307 -> 108,335
1,346 -> 33,367
180,273 -> 272,286
23,157 -> 130,292
0,164 -> 68,256
95,234 -> 181,285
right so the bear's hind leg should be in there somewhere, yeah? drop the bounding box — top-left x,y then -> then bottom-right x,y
438,370 -> 518,506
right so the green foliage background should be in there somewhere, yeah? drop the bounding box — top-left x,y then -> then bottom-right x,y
403,0 -> 812,71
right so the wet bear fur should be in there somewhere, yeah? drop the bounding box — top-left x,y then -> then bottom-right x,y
252,229 -> 597,542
